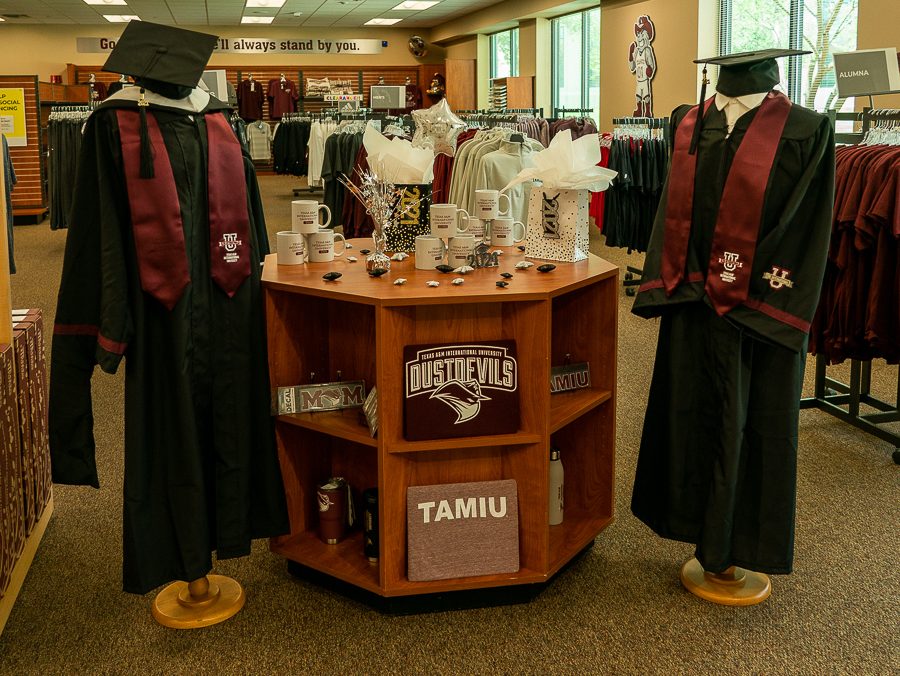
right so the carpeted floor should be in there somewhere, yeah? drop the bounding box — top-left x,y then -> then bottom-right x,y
1,175 -> 898,674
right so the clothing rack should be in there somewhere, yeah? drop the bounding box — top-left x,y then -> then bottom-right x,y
553,107 -> 594,118
801,107 -> 900,464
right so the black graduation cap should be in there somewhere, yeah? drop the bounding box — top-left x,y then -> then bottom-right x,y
103,20 -> 218,90
689,48 -> 810,153
103,21 -> 218,179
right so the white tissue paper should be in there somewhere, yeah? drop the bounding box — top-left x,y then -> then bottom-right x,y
363,124 -> 434,184
502,130 -> 617,193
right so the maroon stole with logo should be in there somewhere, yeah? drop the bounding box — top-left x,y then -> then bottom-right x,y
659,91 -> 792,315
117,109 -> 251,310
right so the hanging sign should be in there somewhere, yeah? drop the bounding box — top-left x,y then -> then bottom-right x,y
833,48 -> 900,97
0,89 -> 27,147
77,37 -> 386,55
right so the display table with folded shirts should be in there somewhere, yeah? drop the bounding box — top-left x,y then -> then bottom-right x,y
262,240 -> 618,608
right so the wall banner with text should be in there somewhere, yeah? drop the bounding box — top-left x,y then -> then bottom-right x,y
76,37 -> 386,55
0,89 -> 27,147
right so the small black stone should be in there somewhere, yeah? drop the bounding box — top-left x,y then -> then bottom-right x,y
537,264 -> 557,273
368,268 -> 389,277
496,281 -> 509,288
500,272 -> 513,279
322,272 -> 342,282
435,264 -> 455,274
360,249 -> 371,255
517,245 -> 526,252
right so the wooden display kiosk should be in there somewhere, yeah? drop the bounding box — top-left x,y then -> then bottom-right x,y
262,242 -> 617,607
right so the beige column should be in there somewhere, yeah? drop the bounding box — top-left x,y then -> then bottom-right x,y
518,18 -> 552,114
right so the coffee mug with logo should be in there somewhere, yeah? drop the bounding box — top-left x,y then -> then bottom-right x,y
292,199 -> 332,234
276,231 -> 306,265
463,215 -> 486,241
448,234 -> 476,268
474,189 -> 512,220
307,229 -> 346,263
491,216 -> 527,246
429,203 -> 470,239
415,235 -> 447,270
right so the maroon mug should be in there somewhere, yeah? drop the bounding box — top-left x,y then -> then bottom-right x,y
318,477 -> 353,544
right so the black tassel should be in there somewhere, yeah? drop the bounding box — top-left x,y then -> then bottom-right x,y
138,88 -> 155,179
689,65 -> 708,155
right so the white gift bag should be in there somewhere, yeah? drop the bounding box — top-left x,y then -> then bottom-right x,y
525,188 -> 591,262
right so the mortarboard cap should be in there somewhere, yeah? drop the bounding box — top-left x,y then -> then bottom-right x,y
689,48 -> 809,153
103,20 -> 218,89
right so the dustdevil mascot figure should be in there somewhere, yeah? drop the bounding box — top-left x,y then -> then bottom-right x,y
49,20 -> 288,594
631,50 -> 835,588
628,15 -> 657,117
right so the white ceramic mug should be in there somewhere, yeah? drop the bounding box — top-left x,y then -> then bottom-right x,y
307,229 -> 346,262
429,203 -> 470,239
292,199 -> 332,234
448,234 -> 476,268
474,189 -> 512,220
276,231 -> 306,265
415,235 -> 447,270
491,216 -> 527,246
463,215 -> 486,241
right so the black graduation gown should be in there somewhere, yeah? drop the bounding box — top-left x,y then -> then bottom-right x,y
630,103 -> 835,574
49,97 -> 289,594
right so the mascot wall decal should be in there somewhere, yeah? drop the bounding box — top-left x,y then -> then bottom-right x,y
628,15 -> 657,117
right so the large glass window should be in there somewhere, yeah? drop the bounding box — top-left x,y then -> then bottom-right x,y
720,0 -> 858,111
490,29 -> 519,79
551,8 -> 601,118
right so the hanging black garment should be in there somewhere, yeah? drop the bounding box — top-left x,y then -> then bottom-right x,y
49,117 -> 86,231
630,100 -> 834,574
48,97 -> 289,594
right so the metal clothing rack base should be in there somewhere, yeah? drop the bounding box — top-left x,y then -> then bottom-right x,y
623,266 -> 643,296
800,356 -> 900,464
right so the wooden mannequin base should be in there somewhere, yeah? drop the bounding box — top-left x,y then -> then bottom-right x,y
680,558 -> 772,606
151,574 -> 245,629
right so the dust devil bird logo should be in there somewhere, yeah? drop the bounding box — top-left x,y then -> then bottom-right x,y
542,192 -> 561,239
430,380 -> 492,424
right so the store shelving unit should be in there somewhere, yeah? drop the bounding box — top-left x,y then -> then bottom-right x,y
262,242 -> 617,605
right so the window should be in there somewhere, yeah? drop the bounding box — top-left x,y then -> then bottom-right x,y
719,0 -> 859,111
551,8 -> 601,118
490,29 -> 519,79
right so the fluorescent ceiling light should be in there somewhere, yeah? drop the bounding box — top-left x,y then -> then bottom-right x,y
241,16 -> 275,24
245,0 -> 286,7
365,18 -> 402,25
103,14 -> 140,22
392,1 -> 439,9
84,0 -> 128,5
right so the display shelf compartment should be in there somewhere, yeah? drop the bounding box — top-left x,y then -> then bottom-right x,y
271,530 -> 380,594
388,432 -> 542,454
549,388 -> 613,433
277,410 -> 377,448
548,510 -> 614,577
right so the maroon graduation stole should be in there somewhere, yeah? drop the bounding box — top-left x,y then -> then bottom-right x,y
660,91 -> 792,315
117,109 -> 251,310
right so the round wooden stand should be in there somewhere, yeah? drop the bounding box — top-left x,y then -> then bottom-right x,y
151,575 -> 245,629
680,558 -> 772,606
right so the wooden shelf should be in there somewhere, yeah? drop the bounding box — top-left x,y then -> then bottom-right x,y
265,239 -> 617,601
277,409 -> 377,448
549,388 -> 613,433
271,530 -> 381,595
548,509 -> 613,577
389,431 -> 542,454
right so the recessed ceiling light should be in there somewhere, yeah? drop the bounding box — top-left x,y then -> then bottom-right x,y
292,11 -> 303,16
364,18 -> 402,25
245,0 -> 286,7
392,1 -> 439,9
103,14 -> 140,22
84,0 -> 128,5
241,16 -> 275,23
0,17 -> 5,21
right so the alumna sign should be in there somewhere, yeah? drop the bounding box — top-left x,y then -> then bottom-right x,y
833,48 -> 900,97
0,89 -> 27,147
77,36 -> 386,55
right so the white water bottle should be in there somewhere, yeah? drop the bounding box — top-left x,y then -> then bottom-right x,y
549,447 -> 564,525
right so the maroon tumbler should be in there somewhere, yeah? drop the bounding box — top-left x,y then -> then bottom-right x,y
317,477 -> 352,544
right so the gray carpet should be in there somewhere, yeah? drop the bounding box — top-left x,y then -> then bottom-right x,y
2,175 -> 898,674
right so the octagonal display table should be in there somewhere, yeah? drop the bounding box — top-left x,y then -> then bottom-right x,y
262,240 -> 618,607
